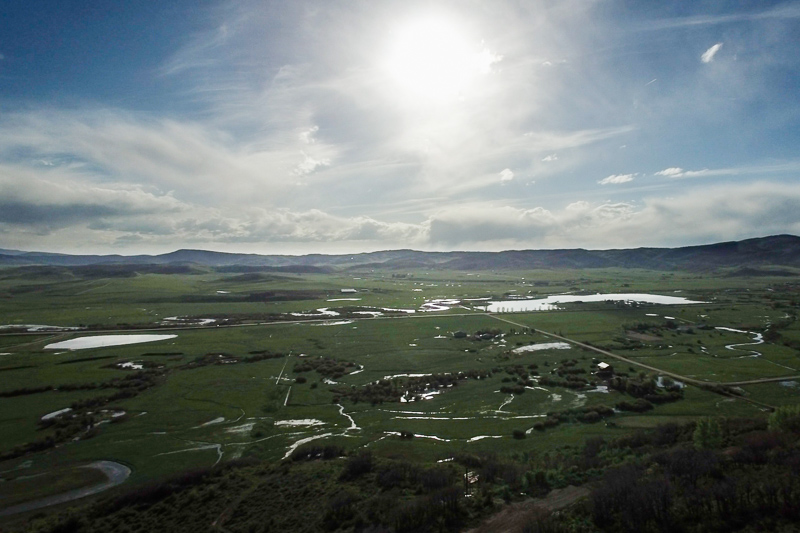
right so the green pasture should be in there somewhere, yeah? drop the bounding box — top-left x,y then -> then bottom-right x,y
0,265 -> 798,509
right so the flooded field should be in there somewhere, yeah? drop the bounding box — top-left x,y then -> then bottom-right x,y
44,334 -> 178,350
478,293 -> 705,312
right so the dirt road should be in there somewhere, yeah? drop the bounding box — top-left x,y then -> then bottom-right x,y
464,485 -> 591,533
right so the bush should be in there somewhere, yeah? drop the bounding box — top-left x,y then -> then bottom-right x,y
289,444 -> 344,461
339,451 -> 373,480
616,399 -> 653,413
513,429 -> 527,439
579,411 -> 601,423
768,404 -> 800,433
693,417 -> 724,449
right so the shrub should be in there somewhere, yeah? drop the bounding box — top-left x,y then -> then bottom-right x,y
339,451 -> 373,480
289,444 -> 344,461
693,417 -> 724,449
768,404 -> 800,433
616,399 -> 653,413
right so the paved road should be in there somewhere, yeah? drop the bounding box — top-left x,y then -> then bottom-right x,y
0,461 -> 131,517
488,314 -> 786,409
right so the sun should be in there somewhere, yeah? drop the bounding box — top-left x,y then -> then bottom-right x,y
384,15 -> 498,103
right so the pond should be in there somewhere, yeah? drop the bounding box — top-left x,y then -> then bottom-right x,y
476,293 -> 704,313
44,334 -> 178,350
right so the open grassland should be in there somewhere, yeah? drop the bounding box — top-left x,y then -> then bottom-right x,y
1,265 -> 799,514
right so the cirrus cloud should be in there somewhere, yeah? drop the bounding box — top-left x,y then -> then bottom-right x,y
598,173 -> 635,185
701,42 -> 723,63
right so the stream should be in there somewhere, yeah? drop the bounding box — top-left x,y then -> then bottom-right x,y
716,327 -> 797,371
0,461 -> 131,517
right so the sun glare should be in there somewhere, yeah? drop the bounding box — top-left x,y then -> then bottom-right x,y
384,15 -> 498,103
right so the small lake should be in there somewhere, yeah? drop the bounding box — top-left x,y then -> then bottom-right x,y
44,334 -> 178,351
477,293 -> 704,313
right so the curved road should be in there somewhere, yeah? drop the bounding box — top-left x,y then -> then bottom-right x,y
0,461 -> 131,517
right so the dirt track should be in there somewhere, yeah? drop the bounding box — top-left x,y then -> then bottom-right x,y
464,485 -> 591,533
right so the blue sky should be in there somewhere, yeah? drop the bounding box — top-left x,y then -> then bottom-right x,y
1,0 -> 799,254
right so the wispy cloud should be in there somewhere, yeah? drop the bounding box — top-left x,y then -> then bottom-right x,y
299,125 -> 319,144
637,3 -> 800,31
655,167 -> 711,178
599,173 -> 635,185
701,43 -> 723,63
655,162 -> 800,179
2,0 -> 799,254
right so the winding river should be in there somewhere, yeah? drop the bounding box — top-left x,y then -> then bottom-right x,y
0,461 -> 131,517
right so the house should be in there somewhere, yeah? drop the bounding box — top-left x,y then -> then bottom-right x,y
596,361 -> 614,378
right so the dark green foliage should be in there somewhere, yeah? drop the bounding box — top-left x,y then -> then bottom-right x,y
616,398 -> 654,413
339,451 -> 373,481
768,404 -> 800,432
393,487 -> 463,532
21,418 -> 800,533
293,356 -> 357,379
289,444 -> 344,462
521,509 -> 574,533
0,385 -> 54,397
56,355 -> 116,365
693,417 -> 724,449
590,438 -> 800,532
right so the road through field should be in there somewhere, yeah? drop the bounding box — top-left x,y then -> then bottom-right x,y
487,314 -> 791,409
3,308 -> 793,406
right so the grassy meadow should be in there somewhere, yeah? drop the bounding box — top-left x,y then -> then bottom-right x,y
1,264 -> 799,517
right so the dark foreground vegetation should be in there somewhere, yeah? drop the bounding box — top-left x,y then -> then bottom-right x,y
10,407 -> 800,533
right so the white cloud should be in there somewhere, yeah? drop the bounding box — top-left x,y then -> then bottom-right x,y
701,43 -> 723,63
425,181 -> 800,248
598,173 -> 635,185
541,154 -> 558,162
0,164 -> 187,230
655,167 -> 685,177
299,125 -> 319,144
654,167 -> 721,179
499,168 -> 514,182
477,48 -> 504,74
293,152 -> 331,176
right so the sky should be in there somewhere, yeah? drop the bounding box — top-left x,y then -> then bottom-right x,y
1,0 -> 799,255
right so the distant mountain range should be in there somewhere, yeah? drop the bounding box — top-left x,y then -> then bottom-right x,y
2,235 -> 800,272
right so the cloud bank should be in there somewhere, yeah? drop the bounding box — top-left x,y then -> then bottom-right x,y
1,0 -> 798,254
